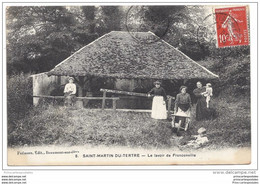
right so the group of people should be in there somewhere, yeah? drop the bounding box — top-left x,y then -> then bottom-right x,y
63,77 -> 214,121
148,81 -> 213,121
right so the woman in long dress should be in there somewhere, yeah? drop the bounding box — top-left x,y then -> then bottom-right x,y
148,81 -> 167,119
193,81 -> 208,121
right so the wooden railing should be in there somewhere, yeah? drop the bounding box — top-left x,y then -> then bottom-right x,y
100,88 -> 151,97
33,89 -> 175,116
33,95 -> 120,111
100,88 -> 175,116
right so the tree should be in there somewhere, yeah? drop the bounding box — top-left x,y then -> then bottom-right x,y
125,6 -> 210,60
6,6 -> 125,75
7,6 -> 79,74
91,6 -> 123,36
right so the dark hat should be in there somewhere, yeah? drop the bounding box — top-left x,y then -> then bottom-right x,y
180,85 -> 187,91
154,80 -> 161,85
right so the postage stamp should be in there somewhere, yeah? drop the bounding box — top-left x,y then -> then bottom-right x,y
214,6 -> 249,48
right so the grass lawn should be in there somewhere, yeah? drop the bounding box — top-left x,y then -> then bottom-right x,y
8,96 -> 251,150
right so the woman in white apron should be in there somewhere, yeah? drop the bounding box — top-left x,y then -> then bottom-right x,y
148,81 -> 167,119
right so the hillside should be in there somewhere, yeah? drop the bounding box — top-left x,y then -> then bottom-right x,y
8,96 -> 250,149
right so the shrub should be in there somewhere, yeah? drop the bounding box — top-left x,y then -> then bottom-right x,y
7,73 -> 33,135
214,55 -> 250,97
198,54 -> 250,98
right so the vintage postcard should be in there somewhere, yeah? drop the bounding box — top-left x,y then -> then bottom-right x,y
5,4 -> 253,166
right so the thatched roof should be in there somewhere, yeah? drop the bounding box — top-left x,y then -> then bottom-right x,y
47,31 -> 218,80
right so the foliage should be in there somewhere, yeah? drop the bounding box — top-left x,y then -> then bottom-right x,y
143,6 -> 212,60
7,73 -> 33,135
6,6 -> 123,74
93,6 -> 123,35
184,96 -> 250,149
6,5 -> 250,76
6,5 -> 218,75
7,6 -> 77,74
196,46 -> 250,97
215,56 -> 250,96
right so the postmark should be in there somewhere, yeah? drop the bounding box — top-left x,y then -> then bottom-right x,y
214,6 -> 249,48
196,13 -> 235,58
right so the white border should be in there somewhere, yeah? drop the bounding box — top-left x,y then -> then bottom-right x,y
1,1 -> 258,171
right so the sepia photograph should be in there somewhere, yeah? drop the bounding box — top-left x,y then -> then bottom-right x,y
5,4 -> 251,165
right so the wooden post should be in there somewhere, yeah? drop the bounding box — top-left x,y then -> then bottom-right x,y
112,99 -> 116,111
77,76 -> 85,97
76,76 -> 85,108
52,96 -> 55,106
167,97 -> 172,117
183,79 -> 188,84
102,91 -> 106,110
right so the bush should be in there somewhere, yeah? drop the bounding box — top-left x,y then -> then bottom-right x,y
8,105 -> 67,146
198,54 -> 250,98
7,73 -> 33,135
213,55 -> 250,97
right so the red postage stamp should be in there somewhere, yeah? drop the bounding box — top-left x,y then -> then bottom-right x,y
215,6 -> 249,48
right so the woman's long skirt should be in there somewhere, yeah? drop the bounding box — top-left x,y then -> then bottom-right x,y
195,97 -> 209,121
151,96 -> 167,119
